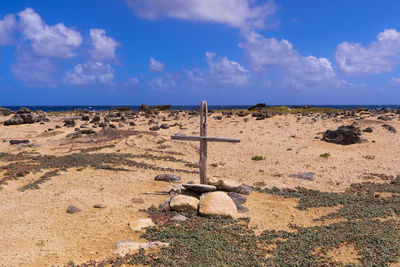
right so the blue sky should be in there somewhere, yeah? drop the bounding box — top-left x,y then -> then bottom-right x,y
1,0 -> 400,105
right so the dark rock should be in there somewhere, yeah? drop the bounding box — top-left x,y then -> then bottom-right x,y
362,127 -> 373,133
154,174 -> 182,182
9,140 -> 29,145
322,125 -> 362,145
91,116 -> 101,122
214,116 -> 223,120
160,124 -> 169,129
139,104 -> 171,112
98,122 -> 107,128
66,205 -> 81,214
237,206 -> 249,213
66,132 -> 82,139
182,184 -> 217,193
0,107 -> 12,116
382,124 -> 397,133
149,125 -> 160,131
288,172 -> 316,180
55,125 -> 61,129
377,115 -> 392,121
248,103 -> 266,111
64,119 -> 76,127
109,124 -> 116,129
228,192 -> 247,206
81,115 -> 90,121
236,184 -> 253,195
237,111 -> 249,117
81,129 -> 96,135
4,108 -> 47,126
93,203 -> 106,208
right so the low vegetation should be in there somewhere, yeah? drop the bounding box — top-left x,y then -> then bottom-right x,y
320,152 -> 331,158
67,176 -> 400,266
251,155 -> 265,161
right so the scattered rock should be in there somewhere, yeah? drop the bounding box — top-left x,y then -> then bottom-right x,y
362,127 -> 373,133
288,172 -> 316,180
66,205 -> 81,214
322,125 -> 362,145
63,119 -> 76,127
154,174 -> 182,182
237,206 -> 249,213
172,215 -> 187,222
129,218 -> 155,232
208,178 -> 252,195
149,125 -> 160,131
160,124 -> 170,129
158,198 -> 171,211
9,140 -> 29,145
378,115 -> 392,121
113,239 -> 169,257
227,192 -> 247,206
382,124 -> 397,133
93,203 -> 106,208
168,184 -> 184,195
182,184 -> 217,193
4,108 -> 47,126
81,129 -> 96,135
139,104 -> 171,112
199,191 -> 238,217
66,132 -> 82,139
169,195 -> 199,212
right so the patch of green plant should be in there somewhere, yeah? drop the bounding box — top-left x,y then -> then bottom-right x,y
1,152 -> 199,187
251,155 -> 265,161
320,152 -> 331,158
80,144 -> 115,153
18,170 -> 61,191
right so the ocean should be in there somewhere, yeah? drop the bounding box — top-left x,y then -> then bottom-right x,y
1,105 -> 399,112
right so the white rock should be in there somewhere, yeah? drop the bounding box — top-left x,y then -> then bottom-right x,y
113,239 -> 169,256
199,191 -> 238,218
129,218 -> 155,232
169,195 -> 199,212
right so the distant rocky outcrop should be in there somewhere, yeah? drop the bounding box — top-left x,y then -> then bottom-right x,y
248,103 -> 266,111
139,104 -> 171,112
322,125 -> 362,145
4,107 -> 48,126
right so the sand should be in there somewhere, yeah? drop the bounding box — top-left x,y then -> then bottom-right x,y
0,109 -> 399,266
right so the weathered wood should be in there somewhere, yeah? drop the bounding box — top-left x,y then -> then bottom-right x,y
199,100 -> 208,184
170,100 -> 240,185
171,135 -> 240,143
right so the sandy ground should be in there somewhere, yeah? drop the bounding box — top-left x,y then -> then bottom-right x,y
0,110 -> 399,266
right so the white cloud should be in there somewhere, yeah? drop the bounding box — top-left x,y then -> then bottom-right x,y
11,49 -> 57,87
205,52 -> 250,85
148,73 -> 177,91
149,57 -> 165,72
18,8 -> 82,58
124,77 -> 139,86
89,29 -> 119,62
336,29 -> 400,75
0,14 -> 16,45
125,0 -> 277,30
64,62 -> 114,85
240,31 -> 343,89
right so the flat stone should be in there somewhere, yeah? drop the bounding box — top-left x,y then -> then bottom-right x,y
113,239 -> 169,257
66,205 -> 81,214
169,195 -> 199,212
182,184 -> 217,193
237,206 -> 249,213
228,192 -> 247,206
129,218 -> 155,232
199,191 -> 238,218
208,178 -> 252,195
155,174 -> 182,182
93,203 -> 106,208
9,140 -> 29,145
288,172 -> 316,180
172,215 -> 187,221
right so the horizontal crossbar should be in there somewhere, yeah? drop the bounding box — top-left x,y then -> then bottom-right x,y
171,135 -> 240,143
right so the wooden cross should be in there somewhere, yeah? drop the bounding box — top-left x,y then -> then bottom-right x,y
171,100 -> 240,184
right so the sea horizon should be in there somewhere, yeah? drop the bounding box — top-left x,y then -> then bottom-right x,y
1,104 -> 399,112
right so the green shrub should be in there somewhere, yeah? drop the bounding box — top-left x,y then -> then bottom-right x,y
251,155 -> 265,161
320,153 -> 331,158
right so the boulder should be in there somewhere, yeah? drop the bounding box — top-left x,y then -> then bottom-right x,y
182,184 -> 217,193
208,178 -> 252,195
63,119 -> 76,127
362,127 -> 373,133
199,191 -> 238,217
382,124 -> 397,133
160,123 -> 170,129
113,239 -> 169,257
129,218 -> 155,232
322,125 -> 362,145
154,174 -> 182,182
4,108 -> 47,126
169,195 -> 199,212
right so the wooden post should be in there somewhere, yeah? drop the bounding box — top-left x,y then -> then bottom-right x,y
199,100 -> 208,184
